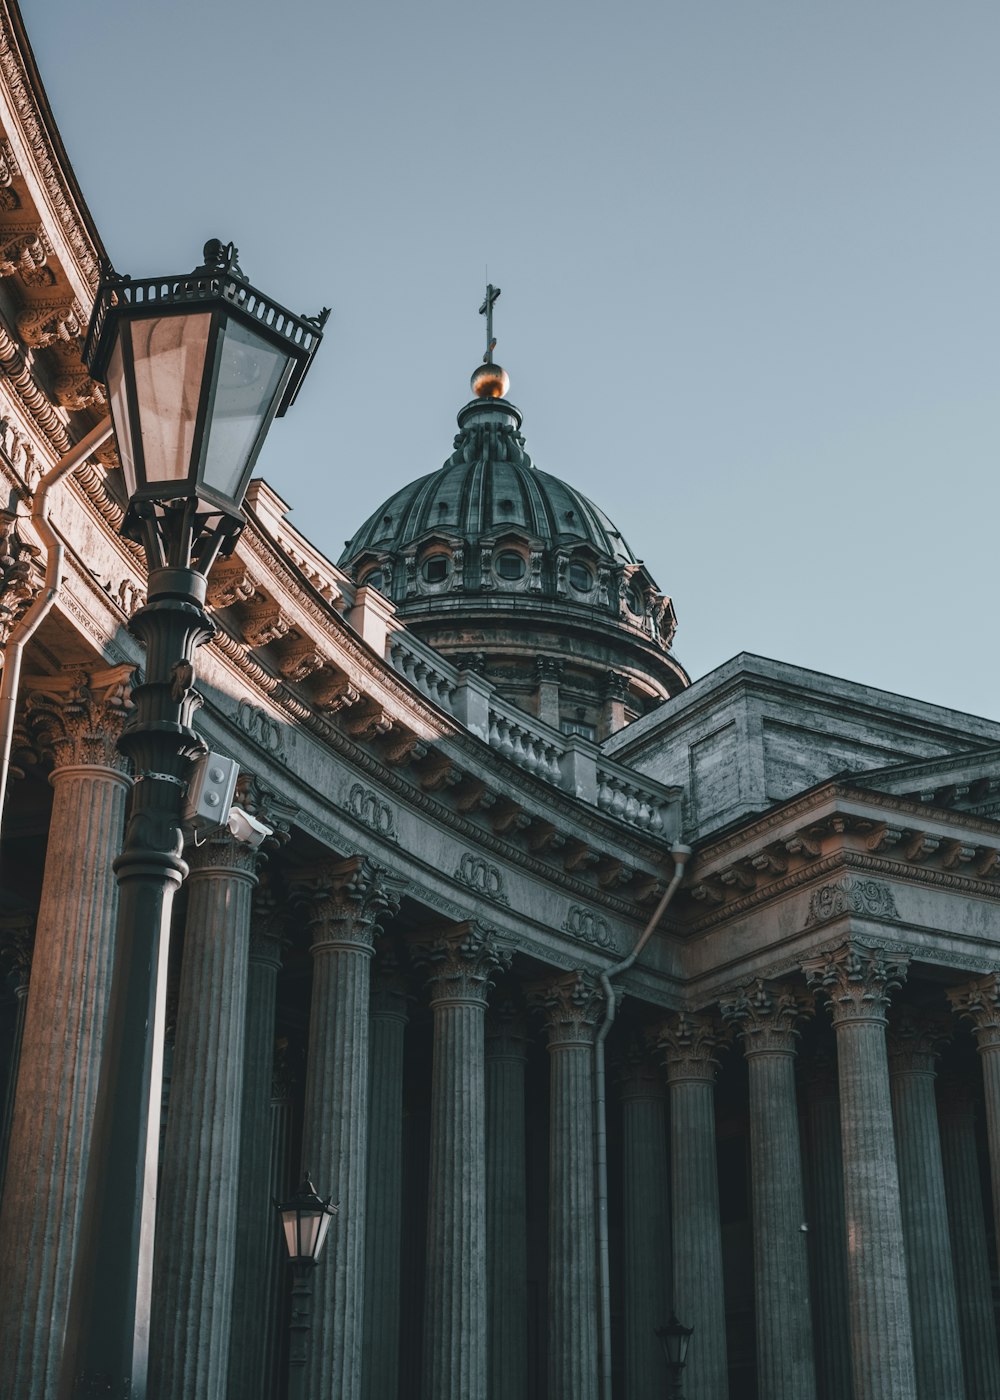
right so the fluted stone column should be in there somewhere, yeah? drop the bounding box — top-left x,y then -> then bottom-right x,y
722,980 -> 817,1400
936,1073 -> 1000,1400
362,941 -> 411,1400
948,976 -> 1000,1276
529,971 -> 604,1400
800,1049 -> 853,1400
264,1038 -> 298,1400
615,1038 -> 670,1400
886,1011 -> 965,1400
148,824 -> 260,1400
228,875 -> 287,1400
485,992 -> 529,1400
656,1012 -> 729,1400
0,667 -> 133,1400
804,943 -> 917,1400
0,916 -> 33,1196
297,856 -> 403,1400
416,922 -> 510,1400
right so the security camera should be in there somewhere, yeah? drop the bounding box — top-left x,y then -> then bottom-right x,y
227,806 -> 273,849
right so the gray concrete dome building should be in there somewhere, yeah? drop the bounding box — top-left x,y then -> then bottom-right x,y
340,373 -> 689,738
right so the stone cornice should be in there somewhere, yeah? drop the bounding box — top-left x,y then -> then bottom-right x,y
0,6 -> 100,298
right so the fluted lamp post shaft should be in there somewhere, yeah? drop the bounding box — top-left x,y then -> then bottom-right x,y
57,240 -> 327,1400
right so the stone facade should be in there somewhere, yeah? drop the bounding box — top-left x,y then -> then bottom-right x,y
0,7 -> 1000,1400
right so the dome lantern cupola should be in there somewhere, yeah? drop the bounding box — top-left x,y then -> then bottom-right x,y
341,289 -> 688,738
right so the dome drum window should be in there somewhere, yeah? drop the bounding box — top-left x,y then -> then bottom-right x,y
495,551 -> 526,581
569,562 -> 593,593
421,554 -> 451,584
362,568 -> 386,593
625,584 -> 645,617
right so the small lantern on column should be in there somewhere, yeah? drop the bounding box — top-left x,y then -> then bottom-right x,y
276,1174 -> 338,1264
656,1313 -> 694,1400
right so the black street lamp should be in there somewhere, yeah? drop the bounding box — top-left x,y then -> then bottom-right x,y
58,240 -> 327,1400
655,1313 -> 694,1400
275,1175 -> 338,1400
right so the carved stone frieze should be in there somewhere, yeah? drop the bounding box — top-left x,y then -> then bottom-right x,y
803,941 -> 909,1026
805,875 -> 899,928
236,698 -> 288,761
720,978 -> 813,1055
454,851 -> 510,905
347,782 -> 397,842
562,904 -> 619,954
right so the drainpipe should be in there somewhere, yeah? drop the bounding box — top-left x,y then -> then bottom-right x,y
594,840 -> 692,1400
0,415 -> 114,826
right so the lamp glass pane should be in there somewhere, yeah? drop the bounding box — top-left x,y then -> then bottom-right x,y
200,318 -> 291,503
314,1209 -> 334,1260
106,335 -> 137,497
280,1210 -> 301,1260
298,1209 -> 325,1260
128,312 -> 212,485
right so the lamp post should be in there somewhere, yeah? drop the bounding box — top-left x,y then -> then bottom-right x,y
655,1313 -> 694,1400
275,1175 -> 339,1400
58,239 -> 327,1400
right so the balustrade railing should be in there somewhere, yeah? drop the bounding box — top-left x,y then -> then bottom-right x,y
386,632 -> 680,839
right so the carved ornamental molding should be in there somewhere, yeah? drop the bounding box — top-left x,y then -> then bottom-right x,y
24,664 -> 135,773
804,875 -> 899,928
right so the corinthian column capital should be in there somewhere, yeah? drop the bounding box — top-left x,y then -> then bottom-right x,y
413,921 -> 511,1007
886,1008 -> 951,1075
948,974 -> 1000,1050
528,970 -> 604,1049
654,1009 -> 725,1083
803,941 -> 908,1026
721,978 -> 813,1055
248,873 -> 287,970
0,913 -> 33,994
292,855 -> 405,955
24,664 -> 135,774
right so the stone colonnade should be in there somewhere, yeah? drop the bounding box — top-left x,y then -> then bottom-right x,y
3,711 -> 1000,1400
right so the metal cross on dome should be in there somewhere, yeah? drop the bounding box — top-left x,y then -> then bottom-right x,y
479,283 -> 500,364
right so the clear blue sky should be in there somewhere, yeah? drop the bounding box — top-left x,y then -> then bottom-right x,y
26,0 -> 1000,719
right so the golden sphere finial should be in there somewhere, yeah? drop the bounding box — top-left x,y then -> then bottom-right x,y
471,362 -> 510,399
